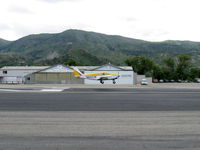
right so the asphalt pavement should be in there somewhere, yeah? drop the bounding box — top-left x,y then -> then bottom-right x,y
0,88 -> 200,111
1,111 -> 200,150
0,88 -> 200,150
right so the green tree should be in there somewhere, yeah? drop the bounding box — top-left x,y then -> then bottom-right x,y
162,57 -> 176,80
126,54 -> 194,82
125,56 -> 155,75
64,58 -> 78,66
189,68 -> 200,81
176,54 -> 192,81
163,57 -> 175,71
152,65 -> 164,81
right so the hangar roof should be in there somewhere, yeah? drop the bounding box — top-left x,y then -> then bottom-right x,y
76,64 -> 133,71
1,64 -> 132,72
0,66 -> 49,70
91,64 -> 126,71
37,65 -> 72,73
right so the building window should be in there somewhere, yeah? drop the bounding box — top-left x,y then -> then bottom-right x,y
27,77 -> 31,80
3,70 -> 7,74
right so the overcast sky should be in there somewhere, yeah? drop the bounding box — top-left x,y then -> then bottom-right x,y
0,0 -> 200,41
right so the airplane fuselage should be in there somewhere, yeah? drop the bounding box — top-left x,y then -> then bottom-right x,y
79,74 -> 119,80
73,67 -> 120,84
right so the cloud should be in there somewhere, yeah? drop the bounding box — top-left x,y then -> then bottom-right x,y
37,0 -> 83,3
0,23 -> 69,40
139,29 -> 171,41
1,0 -> 200,41
121,17 -> 139,22
8,5 -> 33,14
0,24 -> 12,31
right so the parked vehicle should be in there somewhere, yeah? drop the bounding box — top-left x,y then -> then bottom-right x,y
196,79 -> 200,83
141,79 -> 148,85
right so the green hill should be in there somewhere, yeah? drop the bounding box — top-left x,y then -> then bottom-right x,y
0,38 -> 11,49
0,29 -> 200,66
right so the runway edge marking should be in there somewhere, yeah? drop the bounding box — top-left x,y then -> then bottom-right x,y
0,88 -> 70,92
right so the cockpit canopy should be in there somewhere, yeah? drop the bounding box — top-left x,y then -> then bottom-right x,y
101,72 -> 110,75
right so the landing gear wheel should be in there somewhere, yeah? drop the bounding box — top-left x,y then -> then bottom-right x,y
113,80 -> 116,84
100,80 -> 104,84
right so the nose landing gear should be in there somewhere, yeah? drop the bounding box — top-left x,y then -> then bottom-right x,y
113,80 -> 116,84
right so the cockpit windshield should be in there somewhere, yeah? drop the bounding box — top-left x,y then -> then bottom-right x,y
102,72 -> 109,75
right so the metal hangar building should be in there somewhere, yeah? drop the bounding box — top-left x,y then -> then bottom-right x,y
25,65 -> 84,84
0,64 -> 135,85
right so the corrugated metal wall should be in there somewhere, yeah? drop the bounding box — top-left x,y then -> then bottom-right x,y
25,72 -> 84,84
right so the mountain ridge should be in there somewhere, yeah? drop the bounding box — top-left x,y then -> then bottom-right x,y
0,29 -> 200,66
0,38 -> 11,48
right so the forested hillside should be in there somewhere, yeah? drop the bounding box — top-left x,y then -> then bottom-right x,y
0,38 -> 11,49
0,29 -> 200,66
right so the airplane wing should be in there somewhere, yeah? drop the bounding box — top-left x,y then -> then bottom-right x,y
96,76 -> 109,80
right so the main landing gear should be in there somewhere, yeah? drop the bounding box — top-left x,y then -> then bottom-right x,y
100,79 -> 104,84
100,80 -> 116,84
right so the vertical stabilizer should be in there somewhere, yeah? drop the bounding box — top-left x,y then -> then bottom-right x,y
73,67 -> 83,77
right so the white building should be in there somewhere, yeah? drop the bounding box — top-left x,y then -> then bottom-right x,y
82,64 -> 135,85
0,66 -> 48,84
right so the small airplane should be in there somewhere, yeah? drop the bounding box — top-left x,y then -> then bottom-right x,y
73,67 -> 120,84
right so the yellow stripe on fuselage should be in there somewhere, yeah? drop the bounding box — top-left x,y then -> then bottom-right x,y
82,72 -> 117,77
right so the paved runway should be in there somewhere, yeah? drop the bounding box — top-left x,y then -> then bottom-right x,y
1,111 -> 200,150
0,88 -> 200,150
0,88 -> 200,111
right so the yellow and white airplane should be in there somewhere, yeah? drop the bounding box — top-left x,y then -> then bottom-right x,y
73,67 -> 120,84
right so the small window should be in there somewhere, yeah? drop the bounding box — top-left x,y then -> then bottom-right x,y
27,77 -> 31,80
3,70 -> 7,74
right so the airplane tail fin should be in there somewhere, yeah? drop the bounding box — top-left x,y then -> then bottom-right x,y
73,67 -> 83,77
